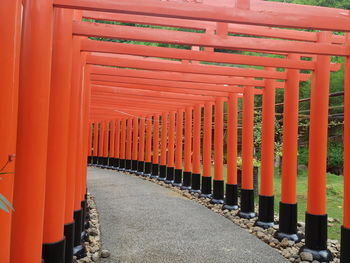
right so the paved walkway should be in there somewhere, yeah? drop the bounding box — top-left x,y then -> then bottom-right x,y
88,167 -> 288,263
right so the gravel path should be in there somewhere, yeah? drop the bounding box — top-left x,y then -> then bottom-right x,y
88,167 -> 289,263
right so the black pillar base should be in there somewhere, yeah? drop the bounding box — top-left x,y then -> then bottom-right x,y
73,245 -> 86,259
92,156 -> 98,165
136,161 -> 144,175
200,176 -> 212,198
119,159 -> 126,171
107,158 -> 114,168
81,200 -> 87,237
150,163 -> 159,178
87,156 -> 92,165
64,221 -> 75,263
112,158 -> 118,168
172,169 -> 183,186
125,159 -> 132,172
158,165 -> 167,180
223,184 -> 239,210
181,171 -> 192,190
239,189 -> 256,219
211,180 -> 224,204
164,167 -> 175,183
143,162 -> 152,177
96,157 -> 103,167
341,226 -> 350,263
73,209 -> 83,246
190,173 -> 201,193
42,238 -> 66,263
275,202 -> 300,242
299,213 -> 332,262
131,160 -> 138,173
256,195 -> 275,229
101,157 -> 108,168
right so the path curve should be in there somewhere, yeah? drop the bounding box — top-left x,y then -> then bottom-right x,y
88,167 -> 288,263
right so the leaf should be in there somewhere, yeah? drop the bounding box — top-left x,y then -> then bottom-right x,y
0,200 -> 9,213
0,194 -> 14,211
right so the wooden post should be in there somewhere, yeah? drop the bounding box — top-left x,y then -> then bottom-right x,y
300,32 -> 332,262
182,106 -> 193,190
212,97 -> 225,204
0,0 -> 21,261
239,86 -> 256,218
224,93 -> 239,210
256,71 -> 276,228
159,112 -> 168,180
191,104 -> 201,193
10,0 -> 54,261
277,54 -> 301,242
42,8 -> 73,263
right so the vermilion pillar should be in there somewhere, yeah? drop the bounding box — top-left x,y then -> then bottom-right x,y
166,111 -> 176,182
93,122 -> 99,165
137,117 -> 145,175
113,119 -> 121,169
10,0 -> 53,261
239,86 -> 256,218
182,106 -> 193,190
224,94 -> 239,210
144,116 -> 153,176
65,34 -> 82,254
211,97 -> 225,203
151,114 -> 160,178
98,121 -> 105,166
119,118 -> 126,171
109,120 -> 115,167
42,8 -> 73,263
277,54 -> 301,242
341,34 -> 350,263
159,112 -> 168,180
300,32 -> 332,262
126,118 -> 133,171
191,104 -> 201,193
88,123 -> 92,165
201,102 -> 213,198
72,37 -> 86,253
173,109 -> 184,186
131,117 -> 139,173
103,120 -> 109,167
256,74 -> 276,228
0,0 -> 20,261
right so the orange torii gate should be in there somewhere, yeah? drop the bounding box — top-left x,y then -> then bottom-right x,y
1,0 -> 350,263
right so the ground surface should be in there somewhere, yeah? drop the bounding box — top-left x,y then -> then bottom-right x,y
88,167 -> 289,263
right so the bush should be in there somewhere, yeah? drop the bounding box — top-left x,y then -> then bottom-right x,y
327,142 -> 343,175
298,143 -> 343,175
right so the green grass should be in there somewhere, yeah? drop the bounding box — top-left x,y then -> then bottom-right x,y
205,165 -> 343,241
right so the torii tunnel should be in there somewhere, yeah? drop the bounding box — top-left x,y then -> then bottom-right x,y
1,0 -> 350,262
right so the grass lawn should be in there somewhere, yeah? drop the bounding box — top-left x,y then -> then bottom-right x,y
207,165 -> 344,241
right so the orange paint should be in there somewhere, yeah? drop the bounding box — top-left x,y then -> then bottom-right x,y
192,104 -> 201,174
241,86 -> 254,189
260,73 -> 276,197
160,113 -> 168,166
184,107 -> 192,172
214,97 -> 224,181
227,94 -> 238,185
203,102 -> 213,178
175,109 -> 184,170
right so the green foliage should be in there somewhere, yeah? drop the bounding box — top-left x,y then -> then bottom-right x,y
327,142 -> 344,175
0,191 -> 13,213
268,0 -> 350,9
298,143 -> 344,175
0,172 -> 14,213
